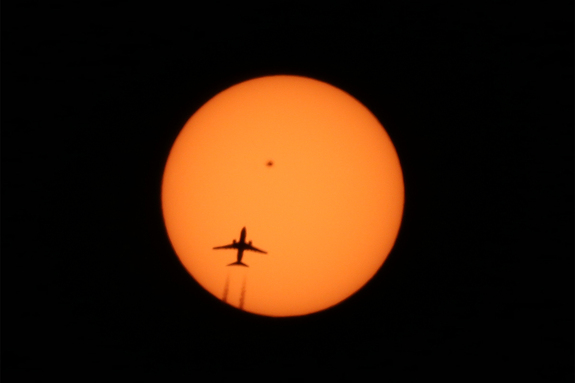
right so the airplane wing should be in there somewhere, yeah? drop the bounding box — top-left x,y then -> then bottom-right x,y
213,243 -> 237,250
245,244 -> 267,254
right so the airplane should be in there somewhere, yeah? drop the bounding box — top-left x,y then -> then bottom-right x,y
213,227 -> 267,267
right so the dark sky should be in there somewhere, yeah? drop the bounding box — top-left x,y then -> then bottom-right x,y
6,2 -> 572,379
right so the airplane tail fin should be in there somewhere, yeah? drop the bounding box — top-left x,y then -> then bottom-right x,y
227,261 -> 249,267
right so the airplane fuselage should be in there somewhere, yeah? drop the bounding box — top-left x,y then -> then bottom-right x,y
233,227 -> 248,264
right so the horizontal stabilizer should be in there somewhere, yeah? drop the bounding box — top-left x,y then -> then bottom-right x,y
227,261 -> 249,267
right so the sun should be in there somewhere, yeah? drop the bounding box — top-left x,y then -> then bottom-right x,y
162,75 -> 404,317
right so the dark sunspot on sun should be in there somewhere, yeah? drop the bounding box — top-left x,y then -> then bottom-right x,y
266,160 -> 273,167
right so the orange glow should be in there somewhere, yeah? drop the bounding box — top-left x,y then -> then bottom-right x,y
162,75 -> 404,317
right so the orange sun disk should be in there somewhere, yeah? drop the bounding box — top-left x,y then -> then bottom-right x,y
162,75 -> 404,317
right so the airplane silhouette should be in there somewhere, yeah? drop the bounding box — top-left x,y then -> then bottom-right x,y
213,227 -> 267,267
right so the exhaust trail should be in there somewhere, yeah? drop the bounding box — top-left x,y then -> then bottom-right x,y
239,274 -> 247,310
222,272 -> 230,303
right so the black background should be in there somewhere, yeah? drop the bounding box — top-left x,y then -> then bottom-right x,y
6,2 -> 573,380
